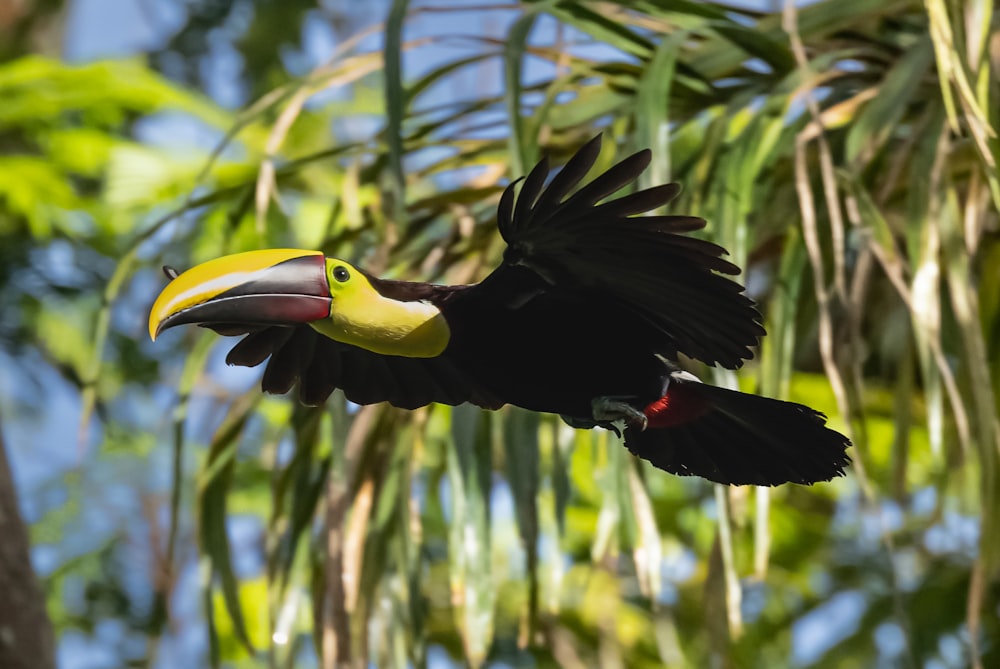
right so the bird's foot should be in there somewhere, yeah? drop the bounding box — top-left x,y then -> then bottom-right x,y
592,396 -> 647,432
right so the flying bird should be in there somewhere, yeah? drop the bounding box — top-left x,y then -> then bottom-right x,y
148,136 -> 850,486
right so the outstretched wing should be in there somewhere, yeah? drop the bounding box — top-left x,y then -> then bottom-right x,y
210,321 -> 502,410
490,135 -> 764,368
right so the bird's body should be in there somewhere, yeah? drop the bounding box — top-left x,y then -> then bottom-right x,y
459,287 -> 656,416
149,136 -> 851,486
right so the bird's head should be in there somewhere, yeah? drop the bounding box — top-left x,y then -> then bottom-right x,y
148,248 -> 450,357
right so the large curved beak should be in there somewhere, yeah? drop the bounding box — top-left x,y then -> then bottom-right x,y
149,249 -> 331,341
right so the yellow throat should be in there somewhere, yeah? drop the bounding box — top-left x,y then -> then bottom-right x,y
312,259 -> 450,358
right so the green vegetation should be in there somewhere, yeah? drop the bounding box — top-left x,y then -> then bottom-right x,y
0,1 -> 998,667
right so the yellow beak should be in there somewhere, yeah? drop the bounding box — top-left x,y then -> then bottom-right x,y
148,249 -> 331,341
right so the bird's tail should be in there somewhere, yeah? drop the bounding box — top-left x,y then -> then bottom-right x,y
625,381 -> 851,485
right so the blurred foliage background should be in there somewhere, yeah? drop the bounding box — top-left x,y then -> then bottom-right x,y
0,0 -> 998,667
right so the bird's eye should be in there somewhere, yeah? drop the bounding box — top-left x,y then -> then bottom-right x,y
332,266 -> 350,283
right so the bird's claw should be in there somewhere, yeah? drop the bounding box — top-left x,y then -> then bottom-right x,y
592,397 -> 648,432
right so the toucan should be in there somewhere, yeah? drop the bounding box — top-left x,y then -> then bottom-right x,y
148,136 -> 850,486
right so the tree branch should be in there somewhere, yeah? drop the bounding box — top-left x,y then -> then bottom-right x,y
0,418 -> 55,669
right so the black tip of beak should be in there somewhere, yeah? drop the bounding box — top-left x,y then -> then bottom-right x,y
163,266 -> 180,281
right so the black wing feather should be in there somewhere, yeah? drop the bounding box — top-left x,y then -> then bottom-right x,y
512,156 -> 549,234
527,135 -> 603,224
220,323 -> 502,410
551,148 -> 651,216
486,134 -> 764,368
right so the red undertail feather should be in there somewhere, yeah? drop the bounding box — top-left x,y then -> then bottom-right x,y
627,382 -> 851,486
643,384 -> 711,428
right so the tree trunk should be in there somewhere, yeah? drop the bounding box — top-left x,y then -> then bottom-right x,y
0,422 -> 55,669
